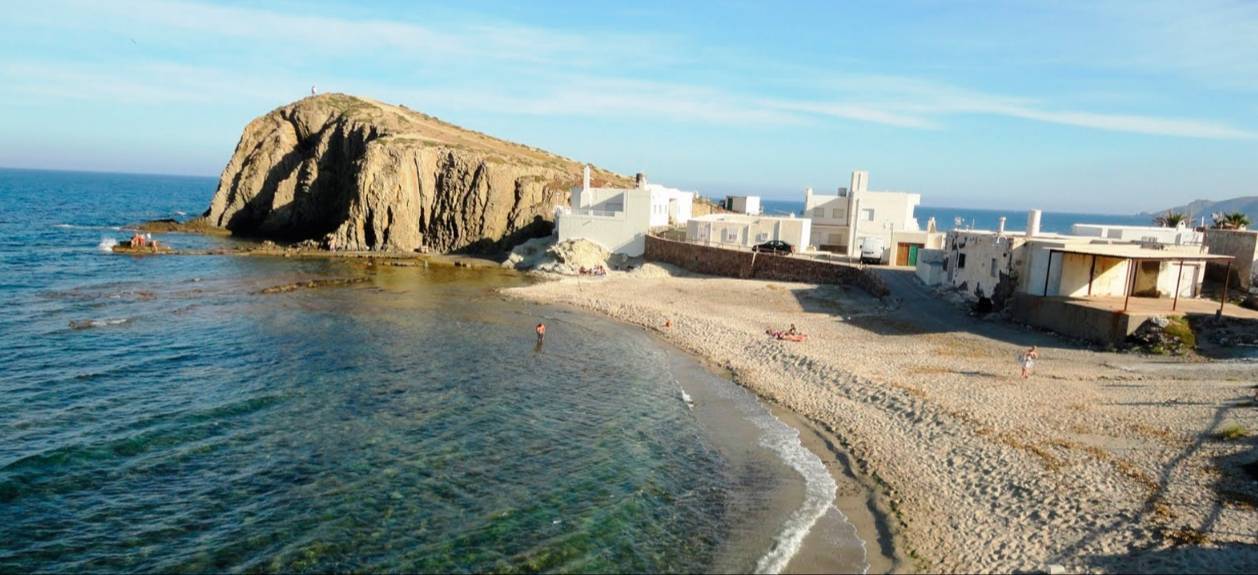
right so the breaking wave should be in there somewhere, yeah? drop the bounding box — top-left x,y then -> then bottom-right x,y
54,223 -> 122,231
98,237 -> 118,252
68,318 -> 130,330
751,412 -> 855,575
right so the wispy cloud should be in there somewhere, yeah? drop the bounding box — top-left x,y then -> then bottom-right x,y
762,100 -> 938,129
985,106 -> 1256,140
3,0 -> 1254,141
765,75 -> 1256,140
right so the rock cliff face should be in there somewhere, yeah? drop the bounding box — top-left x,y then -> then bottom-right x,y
204,94 -> 630,253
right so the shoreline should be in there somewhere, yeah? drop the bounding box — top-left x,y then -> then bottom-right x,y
648,325 -> 907,574
502,266 -> 1258,573
769,405 -> 906,574
507,281 -> 910,574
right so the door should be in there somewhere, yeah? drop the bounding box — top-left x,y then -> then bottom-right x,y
1133,260 -> 1161,297
896,243 -> 911,266
908,245 -> 920,266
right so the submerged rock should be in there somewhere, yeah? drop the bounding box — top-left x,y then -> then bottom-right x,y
201,93 -> 631,253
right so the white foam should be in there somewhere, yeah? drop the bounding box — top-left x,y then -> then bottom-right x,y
98,237 -> 118,252
661,346 -> 866,573
750,410 -> 867,575
69,318 -> 130,329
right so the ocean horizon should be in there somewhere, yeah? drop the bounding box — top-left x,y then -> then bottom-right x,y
756,198 -> 1155,235
0,167 -> 1162,237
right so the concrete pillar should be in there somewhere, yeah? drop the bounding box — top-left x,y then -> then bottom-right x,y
582,164 -> 590,192
850,170 -> 869,194
1026,209 -> 1042,238
848,197 -> 862,258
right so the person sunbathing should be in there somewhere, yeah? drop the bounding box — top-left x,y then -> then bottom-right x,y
766,327 -> 807,342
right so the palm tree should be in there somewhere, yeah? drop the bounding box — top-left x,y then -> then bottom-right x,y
1211,211 -> 1252,230
1152,212 -> 1187,227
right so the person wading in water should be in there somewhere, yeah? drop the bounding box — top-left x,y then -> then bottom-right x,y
535,323 -> 546,344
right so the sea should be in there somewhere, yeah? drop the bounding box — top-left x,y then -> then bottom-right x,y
0,168 -> 866,574
759,199 -> 1151,233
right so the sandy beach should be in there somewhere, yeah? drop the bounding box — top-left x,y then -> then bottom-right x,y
504,265 -> 1258,573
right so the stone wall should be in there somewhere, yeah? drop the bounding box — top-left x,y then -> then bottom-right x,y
1204,229 -> 1258,289
643,235 -> 889,297
1009,293 -> 1138,345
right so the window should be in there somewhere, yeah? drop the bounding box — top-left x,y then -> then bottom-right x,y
861,209 -> 875,221
756,232 -> 769,242
958,253 -> 967,268
990,258 -> 997,278
723,229 -> 739,243
812,207 -> 824,217
831,208 -> 842,219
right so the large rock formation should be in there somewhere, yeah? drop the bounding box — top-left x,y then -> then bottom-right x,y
203,93 -> 631,253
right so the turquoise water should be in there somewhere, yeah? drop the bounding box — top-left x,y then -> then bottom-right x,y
0,169 -> 863,573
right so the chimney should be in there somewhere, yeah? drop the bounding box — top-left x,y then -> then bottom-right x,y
997,216 -> 1007,235
635,172 -> 647,189
582,164 -> 591,192
1026,209 -> 1042,238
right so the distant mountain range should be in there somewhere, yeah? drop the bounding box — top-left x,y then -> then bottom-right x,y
1144,196 -> 1258,219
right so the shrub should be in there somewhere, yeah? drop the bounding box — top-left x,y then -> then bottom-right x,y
1163,316 -> 1196,349
1216,423 -> 1248,441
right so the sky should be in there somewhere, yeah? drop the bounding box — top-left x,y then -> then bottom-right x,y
1,0 -> 1255,213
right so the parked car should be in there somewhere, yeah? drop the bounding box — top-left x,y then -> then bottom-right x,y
859,236 -> 886,264
752,240 -> 793,255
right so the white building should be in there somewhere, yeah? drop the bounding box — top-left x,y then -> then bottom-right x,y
803,170 -> 942,264
1070,222 -> 1202,246
686,213 -> 811,251
725,195 -> 762,215
557,168 -> 694,257
932,210 -> 1211,303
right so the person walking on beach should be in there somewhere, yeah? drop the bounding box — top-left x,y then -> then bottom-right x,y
1020,345 -> 1039,379
535,323 -> 546,344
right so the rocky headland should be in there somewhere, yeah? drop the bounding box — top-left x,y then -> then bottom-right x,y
192,93 -> 632,253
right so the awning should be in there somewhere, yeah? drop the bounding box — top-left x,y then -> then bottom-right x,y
1048,244 -> 1232,262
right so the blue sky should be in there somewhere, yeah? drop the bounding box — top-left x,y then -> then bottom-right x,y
1,0 -> 1255,212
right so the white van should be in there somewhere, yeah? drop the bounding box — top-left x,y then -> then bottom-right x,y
859,236 -> 886,264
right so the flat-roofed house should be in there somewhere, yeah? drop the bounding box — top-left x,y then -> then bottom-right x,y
803,170 -> 942,264
686,213 -> 811,252
557,168 -> 694,256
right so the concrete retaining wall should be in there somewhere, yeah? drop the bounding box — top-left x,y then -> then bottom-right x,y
1009,293 -> 1137,345
644,235 -> 889,297
1203,229 -> 1258,289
